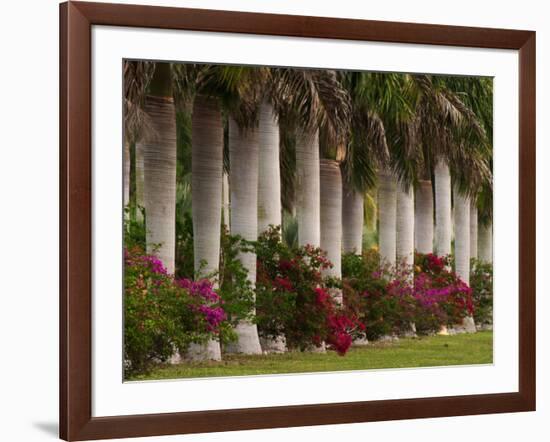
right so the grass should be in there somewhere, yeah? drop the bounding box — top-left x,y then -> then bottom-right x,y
129,331 -> 493,381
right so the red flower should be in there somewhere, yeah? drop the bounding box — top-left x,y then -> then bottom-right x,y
274,276 -> 294,291
279,260 -> 293,272
315,287 -> 330,306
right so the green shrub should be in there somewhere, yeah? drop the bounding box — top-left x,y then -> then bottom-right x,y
124,206 -> 146,250
175,211 -> 194,280
470,258 -> 493,325
124,246 -> 228,376
342,250 -> 411,340
175,216 -> 258,328
217,226 -> 256,327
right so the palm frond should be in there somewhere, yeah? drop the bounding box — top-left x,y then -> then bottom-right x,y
270,67 -> 351,145
124,60 -> 156,143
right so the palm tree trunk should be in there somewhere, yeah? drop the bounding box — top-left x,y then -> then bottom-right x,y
396,184 -> 414,268
257,102 -> 286,353
222,172 -> 230,230
296,128 -> 320,247
378,171 -> 397,266
454,191 -> 471,284
224,118 -> 262,355
415,179 -> 433,254
258,101 -> 282,234
478,222 -> 493,263
320,159 -> 343,305
189,95 -> 224,361
470,204 -> 478,259
397,183 -> 417,336
342,180 -> 364,255
135,142 -> 145,221
124,141 -> 130,208
434,159 -> 452,256
453,190 -> 476,333
142,95 -> 177,274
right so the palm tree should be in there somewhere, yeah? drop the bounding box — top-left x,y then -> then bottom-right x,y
477,181 -> 494,263
257,68 -> 349,349
378,171 -> 397,265
454,191 -> 471,283
320,158 -> 343,304
272,68 -> 351,249
342,181 -> 364,254
222,172 -> 230,229
470,203 -> 478,259
453,189 -> 477,332
408,75 -> 489,260
172,64 -> 244,360
415,179 -> 433,253
295,128 -> 321,247
123,141 -> 130,207
396,186 -> 415,267
124,61 -> 155,222
370,73 -> 416,267
443,77 -> 493,266
478,222 -> 493,263
437,76 -> 492,332
140,63 -> 177,274
340,72 -> 388,256
257,101 -> 282,234
135,144 -> 145,221
190,95 -> 224,278
434,159 -> 452,256
186,94 -> 224,361
225,118 -> 263,355
173,64 -> 283,358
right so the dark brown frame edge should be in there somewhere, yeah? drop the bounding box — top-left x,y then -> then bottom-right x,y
60,1 -> 536,440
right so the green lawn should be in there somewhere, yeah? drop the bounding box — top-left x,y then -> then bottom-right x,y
128,331 -> 493,381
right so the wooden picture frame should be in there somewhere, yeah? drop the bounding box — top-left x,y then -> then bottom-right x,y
59,1 -> 536,440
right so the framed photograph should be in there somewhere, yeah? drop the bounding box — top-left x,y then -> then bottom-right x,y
60,1 -> 535,440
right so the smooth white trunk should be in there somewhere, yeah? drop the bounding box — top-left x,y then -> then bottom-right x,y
397,184 -> 416,336
124,141 -> 130,207
225,119 -> 262,355
434,160 -> 452,256
478,222 -> 493,263
257,102 -> 282,234
378,171 -> 397,266
142,96 -> 177,274
222,172 -> 230,230
454,191 -> 470,285
396,184 -> 415,268
415,179 -> 433,254
320,159 -> 343,305
454,191 -> 476,333
135,142 -> 145,221
342,180 -> 364,255
189,95 -> 224,361
295,129 -> 320,247
470,204 -> 478,259
257,102 -> 286,353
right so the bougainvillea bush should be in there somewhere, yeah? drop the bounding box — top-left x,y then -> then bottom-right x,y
342,250 -> 415,340
413,253 -> 474,333
254,227 -> 363,355
342,251 -> 475,339
175,215 -> 257,328
470,258 -> 493,326
124,246 -> 230,376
